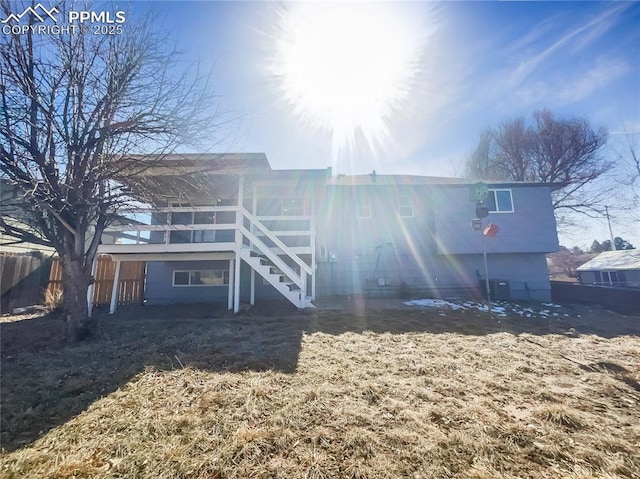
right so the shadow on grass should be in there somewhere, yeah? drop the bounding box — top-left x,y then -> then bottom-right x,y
1,300 -> 638,452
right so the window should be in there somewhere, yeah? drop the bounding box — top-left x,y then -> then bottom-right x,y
398,195 -> 414,217
596,270 -> 627,287
169,207 -> 217,244
173,270 -> 229,287
485,189 -> 514,213
356,196 -> 371,218
192,211 -> 215,243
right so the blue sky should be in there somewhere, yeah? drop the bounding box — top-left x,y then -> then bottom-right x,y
136,1 -> 639,247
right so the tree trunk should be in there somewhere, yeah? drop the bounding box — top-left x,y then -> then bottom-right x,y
60,254 -> 93,342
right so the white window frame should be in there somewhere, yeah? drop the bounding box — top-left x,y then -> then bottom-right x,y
487,189 -> 514,213
398,195 -> 414,217
172,269 -> 229,287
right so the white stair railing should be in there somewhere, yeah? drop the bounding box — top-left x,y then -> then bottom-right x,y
239,225 -> 304,291
240,208 -> 312,276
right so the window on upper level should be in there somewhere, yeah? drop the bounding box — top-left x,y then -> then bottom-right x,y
486,189 -> 514,213
169,205 -> 217,243
398,195 -> 414,217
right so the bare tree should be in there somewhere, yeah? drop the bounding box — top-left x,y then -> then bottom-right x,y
0,2 -> 225,340
464,109 -> 611,220
547,246 -> 593,280
615,130 -> 640,222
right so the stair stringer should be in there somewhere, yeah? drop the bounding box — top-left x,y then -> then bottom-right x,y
240,249 -> 315,308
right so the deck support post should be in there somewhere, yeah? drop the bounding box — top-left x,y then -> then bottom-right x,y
228,259 -> 234,310
234,176 -> 244,313
250,269 -> 255,305
310,201 -> 316,301
109,260 -> 121,314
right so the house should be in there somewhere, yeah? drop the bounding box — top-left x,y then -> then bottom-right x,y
576,249 -> 640,288
97,153 -> 561,312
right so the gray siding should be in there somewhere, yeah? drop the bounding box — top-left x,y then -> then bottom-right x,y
145,260 -> 231,305
143,178 -> 558,305
433,185 -> 559,254
316,252 -> 551,301
145,260 -> 286,305
316,185 -> 435,262
313,183 -> 555,302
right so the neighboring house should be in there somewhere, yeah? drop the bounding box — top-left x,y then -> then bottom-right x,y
98,153 -> 561,312
576,249 -> 640,288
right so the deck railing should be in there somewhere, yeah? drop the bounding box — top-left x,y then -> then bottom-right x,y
99,204 -> 317,304
102,206 -> 314,250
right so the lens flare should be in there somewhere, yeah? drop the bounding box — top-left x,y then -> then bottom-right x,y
268,2 -> 428,161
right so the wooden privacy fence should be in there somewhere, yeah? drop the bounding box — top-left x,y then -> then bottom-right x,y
1,253 -> 53,312
48,255 -> 145,307
550,281 -> 640,315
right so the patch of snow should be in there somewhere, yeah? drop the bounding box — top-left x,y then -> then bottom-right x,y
403,299 -> 466,310
404,298 -> 568,320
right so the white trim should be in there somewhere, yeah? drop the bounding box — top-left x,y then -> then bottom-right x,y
228,260 -> 234,310
106,223 -> 235,232
256,215 -> 312,221
109,252 -> 235,262
398,195 -> 414,218
172,269 -> 230,287
488,189 -> 514,213
117,206 -> 238,214
99,242 -> 237,255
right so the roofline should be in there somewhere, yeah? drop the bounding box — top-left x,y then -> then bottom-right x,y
326,174 -> 566,189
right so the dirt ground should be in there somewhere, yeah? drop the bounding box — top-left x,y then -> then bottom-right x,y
1,300 -> 639,478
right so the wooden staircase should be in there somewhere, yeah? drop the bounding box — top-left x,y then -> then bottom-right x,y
239,207 -> 315,309
240,250 -> 314,308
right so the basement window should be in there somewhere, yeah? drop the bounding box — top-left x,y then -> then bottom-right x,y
173,270 -> 229,287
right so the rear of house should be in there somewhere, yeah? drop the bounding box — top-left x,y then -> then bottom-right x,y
98,154 -> 561,311
316,175 -> 559,301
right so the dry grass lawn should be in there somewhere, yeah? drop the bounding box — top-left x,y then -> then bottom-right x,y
1,301 -> 639,478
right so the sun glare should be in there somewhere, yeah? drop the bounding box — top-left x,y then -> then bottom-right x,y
269,2 -> 427,158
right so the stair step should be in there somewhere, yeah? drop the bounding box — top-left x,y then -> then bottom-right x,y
240,248 -> 314,309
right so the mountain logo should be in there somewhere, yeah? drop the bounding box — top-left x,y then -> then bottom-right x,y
1,3 -> 59,24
